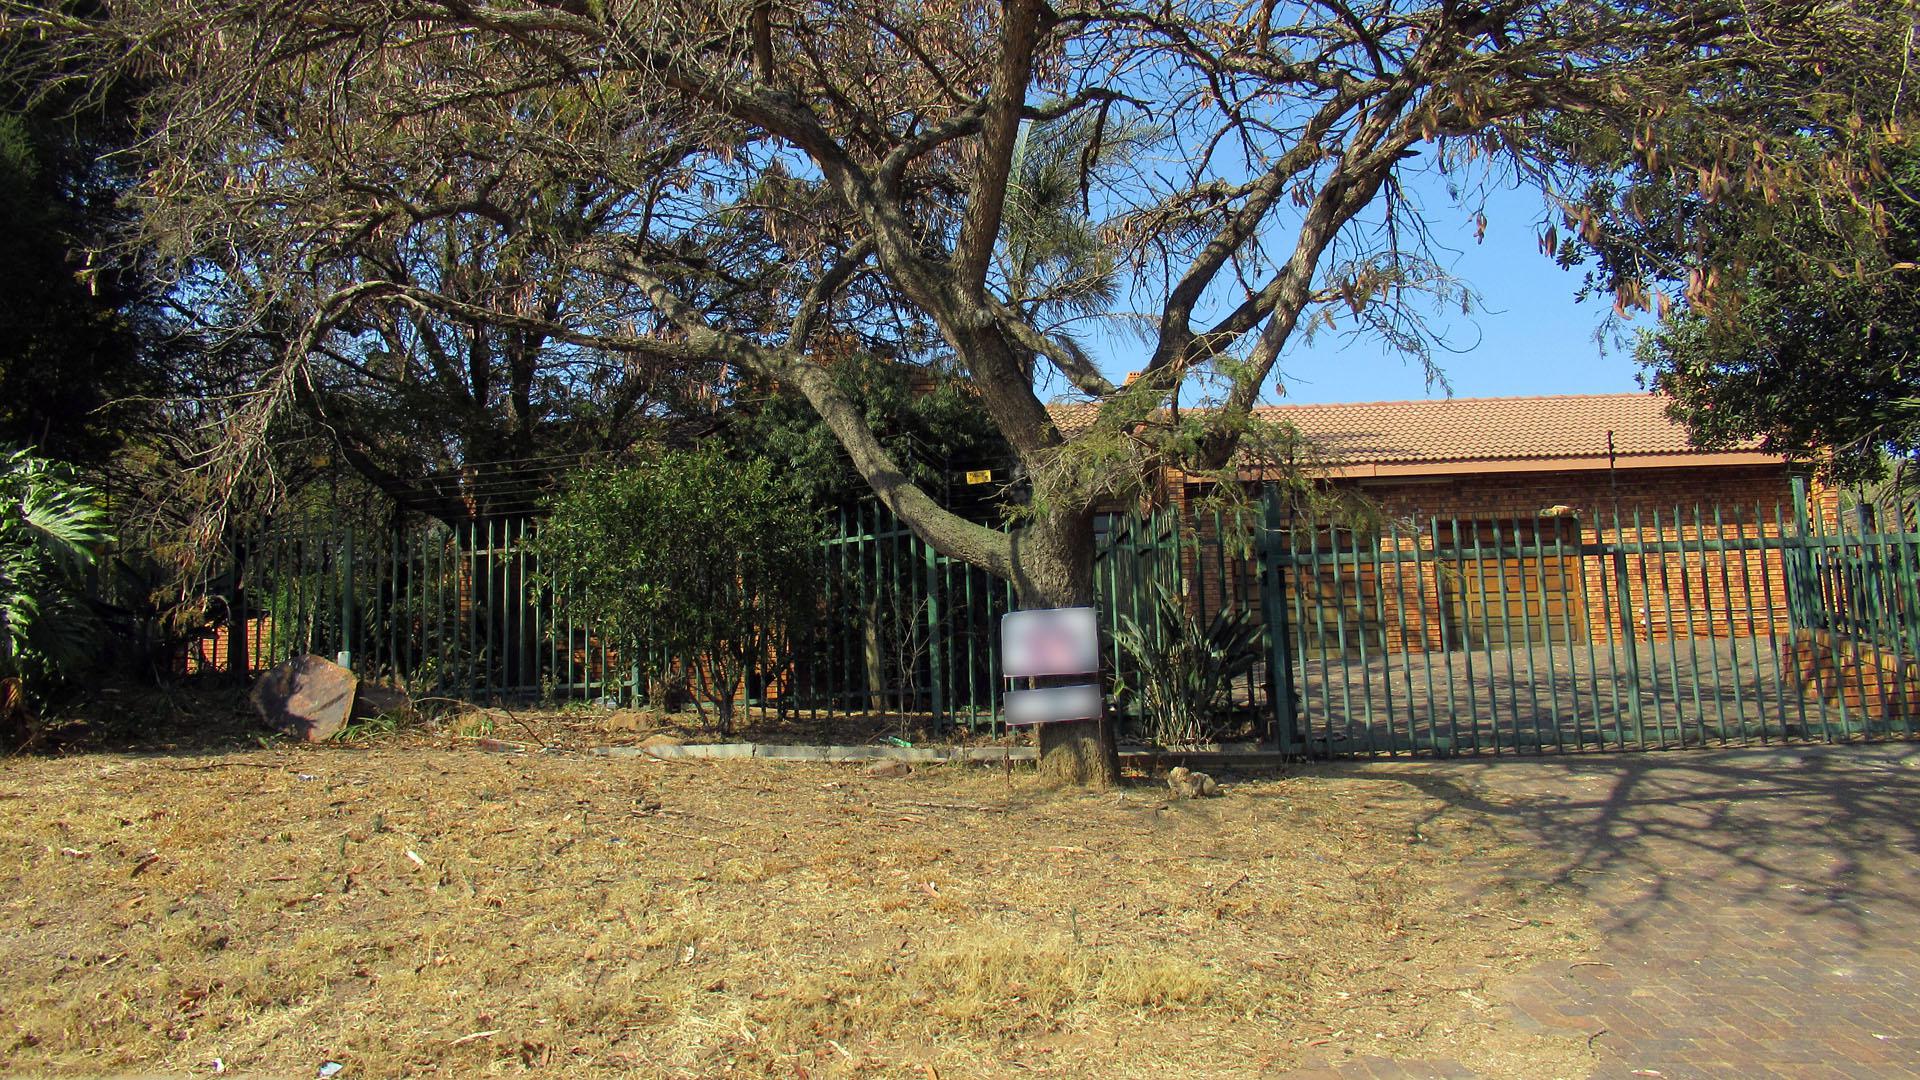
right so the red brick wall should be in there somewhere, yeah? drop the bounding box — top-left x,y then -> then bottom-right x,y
1348,464 -> 1798,522
178,617 -> 278,676
1359,465 -> 1804,650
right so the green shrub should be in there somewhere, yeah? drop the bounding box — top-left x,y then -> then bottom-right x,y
535,448 -> 822,733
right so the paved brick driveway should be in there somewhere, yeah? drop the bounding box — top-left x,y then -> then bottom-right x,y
1297,742 -> 1920,1079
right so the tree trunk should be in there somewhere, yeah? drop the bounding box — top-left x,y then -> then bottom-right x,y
228,537 -> 250,679
863,592 -> 886,706
1015,511 -> 1121,789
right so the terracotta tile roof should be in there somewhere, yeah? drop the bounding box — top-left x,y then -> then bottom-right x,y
1048,393 -> 1769,468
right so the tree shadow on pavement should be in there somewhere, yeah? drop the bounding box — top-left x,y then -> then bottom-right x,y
1360,742 -> 1920,944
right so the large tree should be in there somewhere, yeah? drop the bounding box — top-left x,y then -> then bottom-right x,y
1638,190 -> 1920,488
0,47 -> 159,465
1530,36 -> 1920,487
9,0 -> 1908,783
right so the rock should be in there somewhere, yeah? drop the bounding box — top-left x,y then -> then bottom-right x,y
252,654 -> 358,743
1167,766 -> 1220,799
351,681 -> 411,723
638,733 -> 683,749
866,759 -> 912,779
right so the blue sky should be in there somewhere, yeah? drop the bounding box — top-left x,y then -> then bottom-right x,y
1271,184 -> 1652,404
1074,181 -> 1655,406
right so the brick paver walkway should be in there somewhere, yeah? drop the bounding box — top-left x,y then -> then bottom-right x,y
1297,743 -> 1920,1078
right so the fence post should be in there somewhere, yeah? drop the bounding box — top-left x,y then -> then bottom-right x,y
228,535 -> 250,678
1261,494 -> 1301,755
923,536 -> 946,732
338,525 -> 355,672
1788,472 -> 1818,630
1608,533 -> 1644,745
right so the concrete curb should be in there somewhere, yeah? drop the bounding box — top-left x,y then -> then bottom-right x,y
584,742 -> 1039,763
476,738 -> 1294,770
1119,750 -> 1292,770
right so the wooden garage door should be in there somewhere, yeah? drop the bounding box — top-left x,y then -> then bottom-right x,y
1285,528 -> 1384,657
1440,517 -> 1585,647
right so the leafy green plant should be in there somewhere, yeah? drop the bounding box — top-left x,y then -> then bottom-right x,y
0,447 -> 113,704
721,353 -> 1010,509
1112,579 -> 1264,749
535,448 -> 823,734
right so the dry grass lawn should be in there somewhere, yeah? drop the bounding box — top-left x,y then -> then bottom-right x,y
0,729 -> 1600,1078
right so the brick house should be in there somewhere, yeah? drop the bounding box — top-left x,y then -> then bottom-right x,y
1184,392 -> 1794,521
1065,393 -> 1828,655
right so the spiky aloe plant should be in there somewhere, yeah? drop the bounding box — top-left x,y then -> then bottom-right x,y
0,448 -> 113,698
1111,578 -> 1265,748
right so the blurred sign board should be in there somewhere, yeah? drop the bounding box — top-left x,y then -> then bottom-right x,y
1001,606 -> 1099,678
1001,606 -> 1102,726
1004,684 -> 1103,726
965,469 -> 993,485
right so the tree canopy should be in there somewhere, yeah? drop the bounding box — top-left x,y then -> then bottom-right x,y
1566,83 -> 1920,485
1638,170 -> 1920,486
721,353 -> 1011,510
1512,26 -> 1920,484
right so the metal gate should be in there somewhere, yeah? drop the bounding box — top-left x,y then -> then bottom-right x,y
1262,484 -> 1920,756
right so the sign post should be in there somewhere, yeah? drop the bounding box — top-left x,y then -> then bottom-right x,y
1000,607 -> 1102,727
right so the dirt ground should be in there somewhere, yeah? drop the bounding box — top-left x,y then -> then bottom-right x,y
453,701 -> 993,751
0,710 -> 1603,1079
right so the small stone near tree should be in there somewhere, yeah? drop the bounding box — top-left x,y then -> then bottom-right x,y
604,710 -> 650,732
1167,767 -> 1220,799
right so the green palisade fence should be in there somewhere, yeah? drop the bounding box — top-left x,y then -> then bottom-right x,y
230,506 -> 1023,731
219,483 -> 1920,754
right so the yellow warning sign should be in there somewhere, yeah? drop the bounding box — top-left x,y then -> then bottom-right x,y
965,469 -> 993,485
